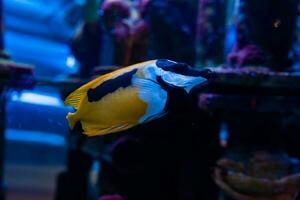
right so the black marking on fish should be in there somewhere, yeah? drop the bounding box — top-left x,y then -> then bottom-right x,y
156,75 -> 179,91
87,69 -> 138,102
72,121 -> 91,145
156,59 -> 212,78
156,75 -> 190,113
73,121 -> 84,133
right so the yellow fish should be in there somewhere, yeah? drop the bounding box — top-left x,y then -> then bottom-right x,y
64,59 -> 209,136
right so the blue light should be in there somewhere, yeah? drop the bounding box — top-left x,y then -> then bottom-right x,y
6,129 -> 66,146
11,91 -> 63,107
66,55 -> 76,68
10,91 -> 19,101
219,123 -> 229,147
219,123 -> 229,140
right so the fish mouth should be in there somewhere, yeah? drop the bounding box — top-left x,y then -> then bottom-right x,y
213,157 -> 300,200
189,68 -> 215,79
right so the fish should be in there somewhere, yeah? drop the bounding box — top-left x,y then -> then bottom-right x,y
64,59 -> 209,136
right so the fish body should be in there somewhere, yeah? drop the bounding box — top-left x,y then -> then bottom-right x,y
64,59 -> 208,136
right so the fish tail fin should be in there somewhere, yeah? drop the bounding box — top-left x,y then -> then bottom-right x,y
64,74 -> 110,109
64,90 -> 86,110
66,112 -> 78,129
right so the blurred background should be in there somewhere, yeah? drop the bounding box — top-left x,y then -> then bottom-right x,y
3,0 -> 80,200
1,0 -> 300,200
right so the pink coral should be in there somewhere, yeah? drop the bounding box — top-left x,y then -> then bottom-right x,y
99,194 -> 124,200
228,44 -> 266,67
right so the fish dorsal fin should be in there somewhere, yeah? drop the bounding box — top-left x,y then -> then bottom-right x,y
64,60 -> 157,109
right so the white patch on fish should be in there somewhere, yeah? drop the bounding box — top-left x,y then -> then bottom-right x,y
132,65 -> 168,123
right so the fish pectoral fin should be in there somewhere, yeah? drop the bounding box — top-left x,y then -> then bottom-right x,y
82,122 -> 135,136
